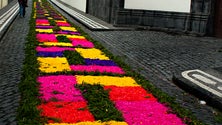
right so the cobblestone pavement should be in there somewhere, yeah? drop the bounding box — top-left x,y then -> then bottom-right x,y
0,0 -> 31,124
88,31 -> 222,125
90,31 -> 222,124
52,3 -> 222,124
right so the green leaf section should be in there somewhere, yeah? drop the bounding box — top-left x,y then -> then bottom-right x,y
56,35 -> 71,43
48,19 -> 56,26
63,50 -> 85,65
53,26 -> 61,32
215,109 -> 222,123
17,0 -> 42,124
76,84 -> 124,121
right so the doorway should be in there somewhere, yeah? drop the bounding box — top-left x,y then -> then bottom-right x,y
214,0 -> 222,38
86,0 -> 111,23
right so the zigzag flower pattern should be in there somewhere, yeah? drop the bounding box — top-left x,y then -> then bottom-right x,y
34,0 -> 185,125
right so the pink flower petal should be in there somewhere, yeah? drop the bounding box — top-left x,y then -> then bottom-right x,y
70,65 -> 125,74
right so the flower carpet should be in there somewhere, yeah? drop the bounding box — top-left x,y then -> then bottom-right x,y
31,0 -> 186,124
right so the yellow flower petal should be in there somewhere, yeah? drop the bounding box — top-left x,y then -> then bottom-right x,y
36,29 -> 53,33
67,35 -> 85,39
39,42 -> 73,47
38,57 -> 71,73
34,2 -> 36,8
75,48 -> 110,60
56,34 -> 85,39
76,75 -> 139,87
55,20 -> 67,23
36,23 -> 50,26
60,26 -> 77,32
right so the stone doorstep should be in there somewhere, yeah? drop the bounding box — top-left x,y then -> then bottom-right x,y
50,0 -> 109,30
49,0 -> 134,31
0,2 -> 19,40
173,68 -> 222,111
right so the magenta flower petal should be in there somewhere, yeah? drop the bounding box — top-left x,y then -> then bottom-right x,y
115,100 -> 185,125
36,46 -> 74,52
71,39 -> 94,48
70,65 -> 125,74
38,75 -> 85,102
36,34 -> 58,42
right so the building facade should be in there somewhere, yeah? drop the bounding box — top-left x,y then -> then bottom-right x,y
0,0 -> 8,9
61,0 -> 222,37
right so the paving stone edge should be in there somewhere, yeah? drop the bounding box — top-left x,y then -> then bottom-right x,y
173,73 -> 222,111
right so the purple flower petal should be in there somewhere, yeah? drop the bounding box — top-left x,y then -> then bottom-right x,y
37,51 -> 63,57
84,59 -> 117,66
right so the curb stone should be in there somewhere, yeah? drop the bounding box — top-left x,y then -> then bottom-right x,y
173,68 -> 222,111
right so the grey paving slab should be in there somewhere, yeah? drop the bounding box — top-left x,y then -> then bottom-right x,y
0,0 -> 32,124
50,2 -> 222,124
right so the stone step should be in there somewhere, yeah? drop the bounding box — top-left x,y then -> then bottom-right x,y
173,68 -> 222,110
49,0 -> 110,30
0,1 -> 19,39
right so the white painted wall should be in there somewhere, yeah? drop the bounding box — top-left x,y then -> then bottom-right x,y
60,0 -> 86,12
124,0 -> 191,13
0,0 -> 8,9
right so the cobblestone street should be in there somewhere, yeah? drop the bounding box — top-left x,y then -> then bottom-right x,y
0,0 -> 222,124
88,31 -> 222,125
58,5 -> 222,123
0,0 -> 31,124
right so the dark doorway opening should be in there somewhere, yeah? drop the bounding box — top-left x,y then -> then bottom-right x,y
214,0 -> 222,38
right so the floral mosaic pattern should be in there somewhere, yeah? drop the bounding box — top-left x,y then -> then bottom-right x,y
38,75 -> 85,102
37,57 -> 71,73
46,121 -> 128,125
76,75 -> 140,87
70,65 -> 125,74
38,101 -> 95,123
35,0 -> 185,125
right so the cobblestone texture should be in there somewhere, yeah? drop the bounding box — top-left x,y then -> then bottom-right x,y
89,31 -> 222,125
0,0 -> 31,124
91,31 -> 222,79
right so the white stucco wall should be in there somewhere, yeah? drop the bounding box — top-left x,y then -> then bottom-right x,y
60,0 -> 86,12
0,0 -> 8,9
124,0 -> 191,13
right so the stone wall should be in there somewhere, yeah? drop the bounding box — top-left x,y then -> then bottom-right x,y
86,0 -> 215,35
0,0 -> 8,9
115,0 -> 215,35
87,0 -> 111,22
8,0 -> 13,3
60,0 -> 86,12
